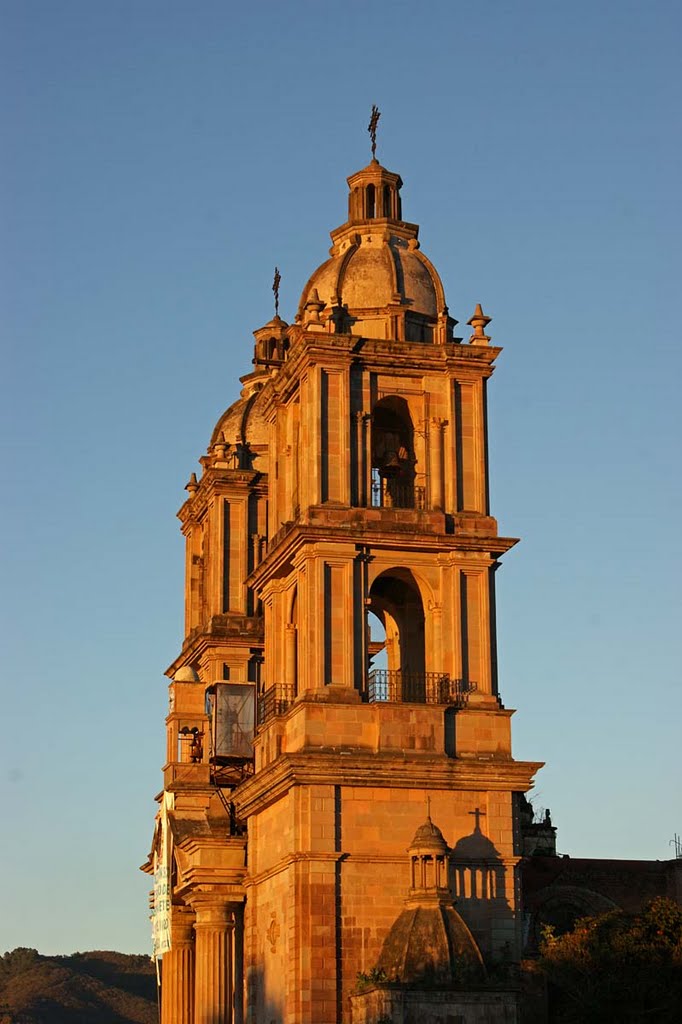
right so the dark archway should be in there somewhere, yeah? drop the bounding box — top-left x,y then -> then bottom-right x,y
370,396 -> 418,509
367,568 -> 425,700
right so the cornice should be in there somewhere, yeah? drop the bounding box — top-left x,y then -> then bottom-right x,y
178,469 -> 266,525
166,617 -> 264,676
233,751 -> 543,819
248,522 -> 518,590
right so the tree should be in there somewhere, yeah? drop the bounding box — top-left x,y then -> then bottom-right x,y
539,897 -> 682,1023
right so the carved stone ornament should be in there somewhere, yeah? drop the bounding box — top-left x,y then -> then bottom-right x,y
267,912 -> 280,953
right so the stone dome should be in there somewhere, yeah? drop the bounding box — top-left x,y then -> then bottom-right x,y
410,816 -> 449,854
296,160 -> 452,343
298,235 -> 440,320
210,386 -> 268,450
173,666 -> 200,683
377,904 -> 484,985
209,380 -> 269,473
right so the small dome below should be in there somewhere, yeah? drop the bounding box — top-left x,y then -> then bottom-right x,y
377,905 -> 484,985
410,816 -> 449,854
173,666 -> 200,683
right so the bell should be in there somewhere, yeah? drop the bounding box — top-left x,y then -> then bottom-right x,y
382,451 -> 402,476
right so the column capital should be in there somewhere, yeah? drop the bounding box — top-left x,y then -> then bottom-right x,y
171,905 -> 196,946
187,892 -> 239,927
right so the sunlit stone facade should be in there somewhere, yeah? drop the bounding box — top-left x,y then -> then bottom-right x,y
144,154 -> 542,1024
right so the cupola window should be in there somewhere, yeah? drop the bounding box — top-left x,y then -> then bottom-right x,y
383,185 -> 391,217
366,183 -> 375,219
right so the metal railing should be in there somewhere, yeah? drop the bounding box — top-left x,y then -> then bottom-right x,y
367,670 -> 475,707
257,683 -> 296,727
371,479 -> 427,510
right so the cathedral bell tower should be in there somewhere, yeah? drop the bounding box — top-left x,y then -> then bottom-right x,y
146,151 -> 542,1024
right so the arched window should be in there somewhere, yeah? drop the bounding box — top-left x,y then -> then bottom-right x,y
366,183 -> 375,219
370,396 -> 417,508
383,185 -> 391,217
366,568 -> 426,700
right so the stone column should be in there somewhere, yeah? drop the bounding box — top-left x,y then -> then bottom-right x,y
192,898 -> 234,1024
353,411 -> 365,506
161,907 -> 195,1024
285,623 -> 297,692
430,417 -> 447,510
233,903 -> 245,1024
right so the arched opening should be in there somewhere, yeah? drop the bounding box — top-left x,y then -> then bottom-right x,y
366,183 -> 375,219
367,609 -> 387,675
286,588 -> 298,696
383,184 -> 391,217
266,337 -> 279,362
366,568 -> 426,701
371,396 -> 418,508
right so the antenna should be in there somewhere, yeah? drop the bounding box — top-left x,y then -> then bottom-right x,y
670,833 -> 682,859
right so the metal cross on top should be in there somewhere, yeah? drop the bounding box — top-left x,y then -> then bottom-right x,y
368,104 -> 381,159
272,266 -> 281,317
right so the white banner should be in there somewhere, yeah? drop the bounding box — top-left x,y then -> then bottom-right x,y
151,792 -> 173,957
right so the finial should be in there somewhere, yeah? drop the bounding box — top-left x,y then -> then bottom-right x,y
185,472 -> 198,496
426,795 -> 431,821
368,104 -> 381,160
272,266 -> 281,317
303,288 -> 325,330
467,303 -> 492,345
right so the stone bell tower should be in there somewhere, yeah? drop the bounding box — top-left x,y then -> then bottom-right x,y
145,152 -> 542,1024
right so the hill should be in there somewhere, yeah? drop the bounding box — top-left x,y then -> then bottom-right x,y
0,948 -> 157,1024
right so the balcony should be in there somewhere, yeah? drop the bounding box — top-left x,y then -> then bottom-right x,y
256,673 -> 476,728
367,670 -> 475,707
371,476 -> 426,510
257,683 -> 296,727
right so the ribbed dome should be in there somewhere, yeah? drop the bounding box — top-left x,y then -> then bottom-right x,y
377,905 -> 484,985
298,237 -> 439,320
209,382 -> 269,473
410,817 -> 449,854
296,160 -> 452,343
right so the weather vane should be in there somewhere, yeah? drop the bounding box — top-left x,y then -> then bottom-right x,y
368,104 -> 381,159
272,266 -> 281,317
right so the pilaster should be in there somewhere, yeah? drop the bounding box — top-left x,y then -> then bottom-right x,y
161,906 -> 195,1024
191,896 -> 236,1024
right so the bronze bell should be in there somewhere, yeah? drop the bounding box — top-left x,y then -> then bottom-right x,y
381,451 -> 402,476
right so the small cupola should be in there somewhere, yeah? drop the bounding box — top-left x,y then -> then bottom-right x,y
347,160 -> 403,222
408,814 -> 451,900
373,812 -> 486,986
252,314 -> 290,370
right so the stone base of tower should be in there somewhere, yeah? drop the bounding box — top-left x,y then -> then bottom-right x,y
349,986 -> 518,1024
234,694 -> 541,1024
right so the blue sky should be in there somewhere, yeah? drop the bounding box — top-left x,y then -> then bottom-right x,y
1,0 -> 680,955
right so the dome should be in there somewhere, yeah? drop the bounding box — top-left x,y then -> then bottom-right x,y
296,160 -> 452,343
209,381 -> 270,473
410,816 -> 449,854
298,237 -> 440,320
173,666 -> 200,683
377,905 -> 484,985
210,387 -> 268,450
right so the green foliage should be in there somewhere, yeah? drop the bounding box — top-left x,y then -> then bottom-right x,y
538,896 -> 682,1023
355,966 -> 389,991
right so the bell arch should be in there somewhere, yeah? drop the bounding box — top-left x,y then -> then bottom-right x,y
370,395 -> 417,509
367,567 -> 426,700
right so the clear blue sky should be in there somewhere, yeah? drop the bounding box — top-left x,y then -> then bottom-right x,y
1,0 -> 680,955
